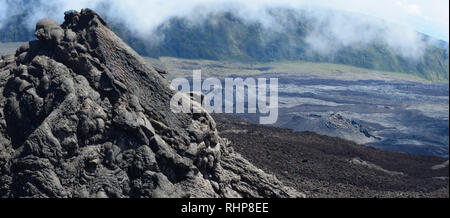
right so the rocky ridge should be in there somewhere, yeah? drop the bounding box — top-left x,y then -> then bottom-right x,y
0,9 -> 302,198
283,112 -> 381,145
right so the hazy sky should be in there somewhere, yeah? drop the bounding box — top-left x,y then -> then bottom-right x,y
308,0 -> 449,41
226,0 -> 449,41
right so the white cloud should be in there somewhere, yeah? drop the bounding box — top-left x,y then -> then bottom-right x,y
1,0 -> 447,39
0,0 -> 448,58
299,0 -> 448,40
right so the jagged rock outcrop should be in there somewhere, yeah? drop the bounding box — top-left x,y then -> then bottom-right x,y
284,113 -> 380,145
0,9 -> 302,198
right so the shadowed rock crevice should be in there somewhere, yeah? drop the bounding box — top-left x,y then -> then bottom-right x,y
0,9 -> 302,198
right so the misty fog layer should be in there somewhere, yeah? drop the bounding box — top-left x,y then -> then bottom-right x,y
0,0 -> 448,60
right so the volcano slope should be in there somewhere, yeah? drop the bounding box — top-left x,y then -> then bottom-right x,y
0,9 -> 303,198
213,114 -> 449,198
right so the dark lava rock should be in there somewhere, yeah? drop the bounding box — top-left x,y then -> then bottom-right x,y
213,114 -> 449,198
0,9 -> 302,198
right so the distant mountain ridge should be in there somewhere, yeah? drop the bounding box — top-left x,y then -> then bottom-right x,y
1,8 -> 449,81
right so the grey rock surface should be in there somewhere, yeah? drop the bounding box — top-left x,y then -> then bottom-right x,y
0,9 -> 303,198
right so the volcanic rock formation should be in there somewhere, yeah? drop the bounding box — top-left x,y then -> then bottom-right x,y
0,9 -> 302,198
